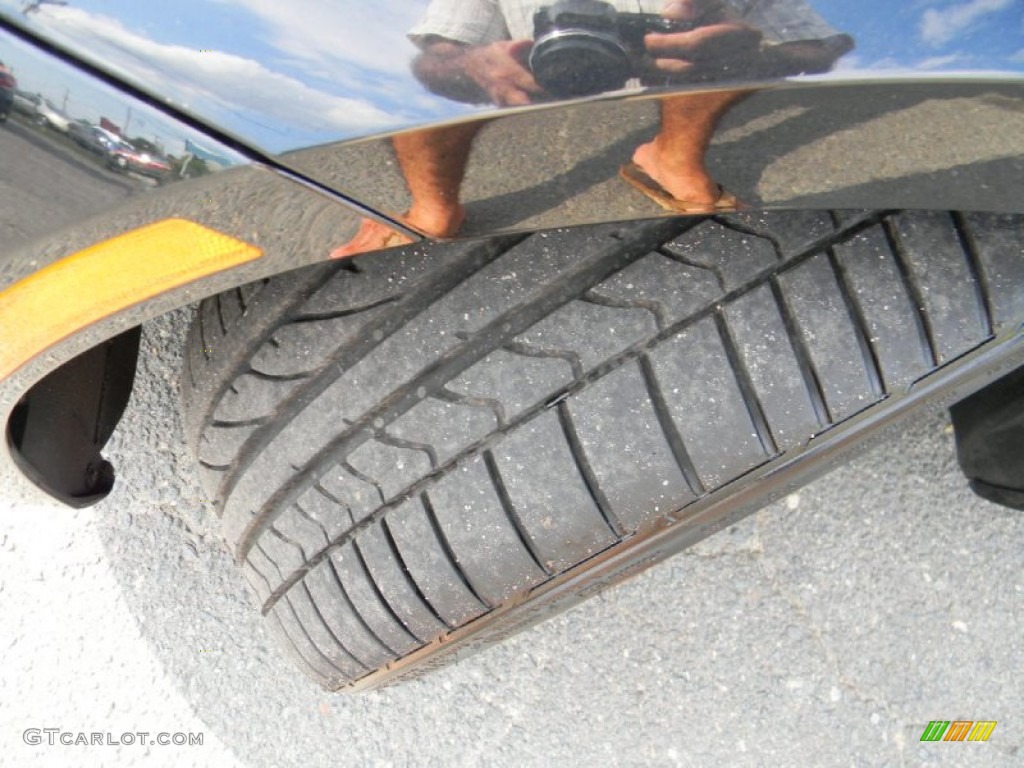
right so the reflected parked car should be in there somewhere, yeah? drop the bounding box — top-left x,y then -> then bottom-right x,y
67,118 -> 94,145
34,97 -> 69,131
106,139 -> 172,182
12,89 -> 40,116
68,120 -> 120,155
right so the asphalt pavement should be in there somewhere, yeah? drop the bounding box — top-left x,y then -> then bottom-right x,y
1,306 -> 1021,768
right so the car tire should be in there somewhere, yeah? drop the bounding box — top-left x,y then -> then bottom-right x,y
180,210 -> 1023,690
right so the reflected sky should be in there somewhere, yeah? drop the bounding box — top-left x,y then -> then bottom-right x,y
818,0 -> 1023,74
0,0 -> 1020,152
0,0 -> 466,150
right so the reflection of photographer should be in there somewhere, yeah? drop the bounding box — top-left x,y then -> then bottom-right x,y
332,1 -> 852,258
410,0 -> 851,106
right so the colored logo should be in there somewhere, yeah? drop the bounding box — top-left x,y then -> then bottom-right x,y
920,721 -> 997,742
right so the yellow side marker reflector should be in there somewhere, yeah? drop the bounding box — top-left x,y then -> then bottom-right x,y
0,218 -> 261,381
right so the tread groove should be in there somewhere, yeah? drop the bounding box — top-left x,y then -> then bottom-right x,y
199,459 -> 232,472
198,303 -> 211,361
713,311 -> 779,456
826,248 -> 886,398
267,525 -> 306,558
709,215 -> 785,260
435,387 -> 507,427
296,581 -> 375,672
502,339 -> 585,380
483,450 -> 554,577
341,461 -> 388,506
379,518 -> 455,632
420,492 -> 492,610
656,247 -> 727,292
292,501 -> 331,547
638,354 -> 706,497
215,293 -> 228,336
556,402 -> 628,537
769,277 -> 832,428
580,290 -> 666,331
313,481 -> 348,509
257,215 -> 908,607
277,594 -> 354,677
950,212 -> 995,339
242,367 -> 316,383
376,431 -> 440,471
254,541 -> 286,580
243,561 -> 275,597
882,219 -> 939,368
185,316 -> 199,390
289,295 -> 401,324
265,609 -> 338,683
350,538 -> 428,645
210,416 -> 270,428
324,557 -> 402,659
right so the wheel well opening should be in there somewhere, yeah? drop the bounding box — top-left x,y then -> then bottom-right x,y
6,326 -> 141,507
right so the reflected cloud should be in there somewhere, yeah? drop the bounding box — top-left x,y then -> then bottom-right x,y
830,52 -> 1005,78
918,54 -> 967,70
210,0 -> 459,128
921,0 -> 1013,47
22,5 -> 404,142
214,0 -> 423,77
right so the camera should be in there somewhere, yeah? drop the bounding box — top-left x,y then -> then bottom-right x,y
529,0 -> 695,98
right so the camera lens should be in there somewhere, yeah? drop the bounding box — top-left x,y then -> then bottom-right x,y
529,31 -> 631,97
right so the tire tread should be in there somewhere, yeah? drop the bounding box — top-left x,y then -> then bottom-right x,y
181,211 -> 1021,689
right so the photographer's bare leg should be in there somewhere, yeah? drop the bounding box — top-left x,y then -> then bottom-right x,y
631,89 -> 749,206
398,122 -> 480,236
331,123 -> 480,258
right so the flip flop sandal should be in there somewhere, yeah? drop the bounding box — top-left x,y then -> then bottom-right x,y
619,161 -> 740,214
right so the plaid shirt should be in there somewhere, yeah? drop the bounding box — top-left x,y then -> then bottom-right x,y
409,0 -> 844,47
